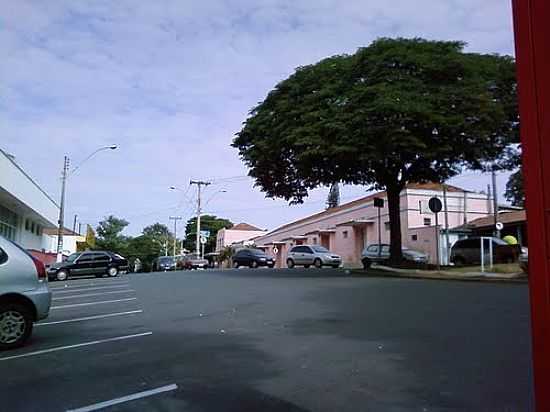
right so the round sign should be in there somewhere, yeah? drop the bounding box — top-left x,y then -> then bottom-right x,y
495,222 -> 504,230
428,197 -> 443,213
273,247 -> 279,254
200,236 -> 207,244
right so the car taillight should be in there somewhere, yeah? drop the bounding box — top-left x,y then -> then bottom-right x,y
31,256 -> 47,281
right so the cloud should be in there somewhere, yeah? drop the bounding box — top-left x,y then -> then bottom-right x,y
1,0 -> 515,235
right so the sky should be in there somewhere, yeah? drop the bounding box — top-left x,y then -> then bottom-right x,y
1,0 -> 516,238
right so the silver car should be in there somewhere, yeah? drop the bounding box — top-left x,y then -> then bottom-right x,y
0,236 -> 51,350
361,244 -> 429,269
286,245 -> 342,268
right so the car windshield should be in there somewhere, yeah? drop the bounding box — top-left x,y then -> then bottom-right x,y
65,253 -> 80,263
311,245 -> 329,253
159,257 -> 174,264
249,249 -> 267,256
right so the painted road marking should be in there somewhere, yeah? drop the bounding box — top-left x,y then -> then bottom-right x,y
49,280 -> 129,290
66,384 -> 178,412
0,332 -> 152,361
52,290 -> 135,301
51,297 -> 137,309
36,310 -> 143,326
52,284 -> 131,294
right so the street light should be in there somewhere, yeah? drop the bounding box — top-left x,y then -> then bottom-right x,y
56,145 -> 118,262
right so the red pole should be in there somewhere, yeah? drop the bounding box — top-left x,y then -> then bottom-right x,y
512,0 -> 550,409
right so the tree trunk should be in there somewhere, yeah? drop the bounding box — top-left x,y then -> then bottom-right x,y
386,184 -> 404,265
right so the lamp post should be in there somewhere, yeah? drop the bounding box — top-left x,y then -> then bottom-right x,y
56,145 -> 118,262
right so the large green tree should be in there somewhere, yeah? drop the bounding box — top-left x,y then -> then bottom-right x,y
95,215 -> 130,254
183,215 -> 233,254
233,38 -> 517,262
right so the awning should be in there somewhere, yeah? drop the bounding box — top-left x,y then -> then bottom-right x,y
304,228 -> 337,235
280,235 -> 308,241
336,219 -> 375,227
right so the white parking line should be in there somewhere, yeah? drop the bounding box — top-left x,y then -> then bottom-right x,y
36,310 -> 143,326
52,290 -> 135,301
66,383 -> 178,412
51,298 -> 137,309
0,332 -> 152,361
52,284 -> 131,294
49,280 -> 129,290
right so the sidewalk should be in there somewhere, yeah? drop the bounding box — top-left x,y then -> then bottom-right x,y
353,264 -> 527,283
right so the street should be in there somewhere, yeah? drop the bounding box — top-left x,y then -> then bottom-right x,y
1,269 -> 532,411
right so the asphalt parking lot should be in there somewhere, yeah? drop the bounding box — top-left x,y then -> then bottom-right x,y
0,268 -> 533,411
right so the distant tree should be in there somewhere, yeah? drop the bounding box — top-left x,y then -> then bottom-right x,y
233,38 -> 517,263
505,169 -> 524,207
183,215 -> 233,254
126,235 -> 162,272
326,183 -> 340,209
77,224 -> 96,252
95,215 -> 130,254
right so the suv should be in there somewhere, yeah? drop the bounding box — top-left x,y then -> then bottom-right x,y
152,256 -> 176,272
450,237 -> 521,265
47,251 -> 129,281
361,244 -> 428,269
232,248 -> 275,268
286,245 -> 342,269
1,236 -> 51,350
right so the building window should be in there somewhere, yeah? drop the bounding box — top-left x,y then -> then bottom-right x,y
342,231 -> 348,239
313,237 -> 318,244
0,205 -> 18,241
423,218 -> 432,226
25,219 -> 30,231
384,222 -> 390,231
411,234 -> 418,241
31,222 -> 35,234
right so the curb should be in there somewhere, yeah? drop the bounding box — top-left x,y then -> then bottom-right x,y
350,267 -> 528,284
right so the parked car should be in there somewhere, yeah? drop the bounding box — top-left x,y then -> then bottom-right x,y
286,245 -> 342,268
519,248 -> 528,273
152,256 -> 176,272
1,236 -> 51,350
450,237 -> 521,266
47,251 -> 129,281
361,244 -> 429,269
232,248 -> 275,268
178,254 -> 209,270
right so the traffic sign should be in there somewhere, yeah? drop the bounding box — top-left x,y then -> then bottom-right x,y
200,230 -> 210,238
200,236 -> 207,244
496,222 -> 504,231
273,247 -> 279,254
373,197 -> 384,208
428,197 -> 442,213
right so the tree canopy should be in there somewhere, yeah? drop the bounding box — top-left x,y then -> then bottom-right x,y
95,215 -> 129,253
233,38 -> 517,262
183,215 -> 233,254
326,183 -> 340,209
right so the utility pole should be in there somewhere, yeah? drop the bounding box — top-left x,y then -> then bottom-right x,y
72,214 -> 78,233
56,156 -> 70,262
190,180 -> 211,257
492,168 -> 500,238
442,185 -> 450,266
78,223 -> 82,236
169,216 -> 182,256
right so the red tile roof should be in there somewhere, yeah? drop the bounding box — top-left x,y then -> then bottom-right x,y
463,210 -> 526,228
42,227 -> 80,236
231,222 -> 264,231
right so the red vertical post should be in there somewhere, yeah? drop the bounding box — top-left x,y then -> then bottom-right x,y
512,0 -> 550,410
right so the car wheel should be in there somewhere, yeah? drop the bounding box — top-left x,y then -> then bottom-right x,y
0,303 -> 34,350
233,261 -> 239,269
362,259 -> 371,270
250,260 -> 259,269
453,256 -> 466,266
56,270 -> 69,281
268,264 -> 274,269
314,258 -> 323,269
286,259 -> 295,269
108,267 -> 118,277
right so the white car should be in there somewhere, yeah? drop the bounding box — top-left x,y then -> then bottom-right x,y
286,245 -> 342,268
0,236 -> 51,350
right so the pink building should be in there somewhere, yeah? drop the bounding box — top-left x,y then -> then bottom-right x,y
216,222 -> 267,252
254,183 -> 492,267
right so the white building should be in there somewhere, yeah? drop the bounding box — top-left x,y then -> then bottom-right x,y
216,223 -> 267,252
0,148 -> 59,250
42,227 -> 85,256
